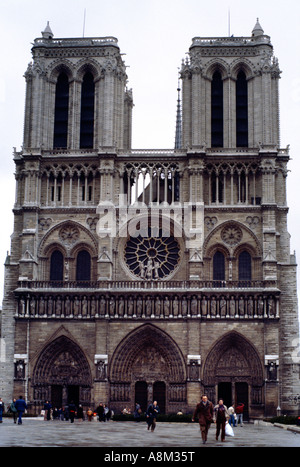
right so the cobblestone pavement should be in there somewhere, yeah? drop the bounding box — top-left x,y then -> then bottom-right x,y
0,418 -> 300,449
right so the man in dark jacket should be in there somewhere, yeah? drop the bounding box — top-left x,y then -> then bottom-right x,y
15,396 -> 27,425
192,395 -> 214,444
68,401 -> 76,423
146,401 -> 160,432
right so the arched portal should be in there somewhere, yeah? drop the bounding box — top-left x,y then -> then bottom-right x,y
32,336 -> 92,410
202,331 -> 264,419
109,324 -> 186,413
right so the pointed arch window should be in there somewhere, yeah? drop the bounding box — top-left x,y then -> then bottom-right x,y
76,250 -> 91,281
53,73 -> 69,148
80,72 -> 95,149
211,71 -> 223,147
213,251 -> 225,281
50,250 -> 64,281
236,71 -> 248,147
238,251 -> 251,281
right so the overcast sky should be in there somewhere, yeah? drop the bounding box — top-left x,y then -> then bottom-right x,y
0,0 -> 299,302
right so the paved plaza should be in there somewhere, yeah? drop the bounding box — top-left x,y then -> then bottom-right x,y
0,418 -> 299,449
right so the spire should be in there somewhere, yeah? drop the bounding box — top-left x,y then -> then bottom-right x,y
174,77 -> 182,150
42,21 -> 54,39
252,18 -> 264,37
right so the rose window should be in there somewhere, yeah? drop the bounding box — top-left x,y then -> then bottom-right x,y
124,229 -> 180,280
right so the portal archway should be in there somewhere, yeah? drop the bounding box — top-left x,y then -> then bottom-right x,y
32,335 -> 92,409
202,331 -> 264,416
109,324 -> 186,413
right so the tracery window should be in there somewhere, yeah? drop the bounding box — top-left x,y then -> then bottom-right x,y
124,228 -> 180,280
80,72 -> 95,149
53,73 -> 69,149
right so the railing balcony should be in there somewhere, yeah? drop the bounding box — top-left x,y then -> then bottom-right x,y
16,279 -> 276,291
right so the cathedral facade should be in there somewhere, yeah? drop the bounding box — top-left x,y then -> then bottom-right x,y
1,20 -> 300,418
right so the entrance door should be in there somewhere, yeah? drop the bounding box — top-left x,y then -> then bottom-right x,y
67,385 -> 79,407
51,385 -> 63,408
153,381 -> 166,414
135,381 -> 148,413
218,382 -> 232,408
235,382 -> 249,420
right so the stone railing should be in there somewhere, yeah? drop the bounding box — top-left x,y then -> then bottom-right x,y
17,279 -> 267,291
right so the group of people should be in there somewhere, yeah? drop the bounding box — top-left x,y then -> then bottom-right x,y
192,395 -> 244,443
43,400 -> 82,423
42,401 -> 112,423
1,393 -> 244,443
0,396 -> 27,425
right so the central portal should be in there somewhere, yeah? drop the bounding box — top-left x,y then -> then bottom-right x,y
110,324 -> 186,414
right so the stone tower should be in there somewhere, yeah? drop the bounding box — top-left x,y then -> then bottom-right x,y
1,20 -> 299,418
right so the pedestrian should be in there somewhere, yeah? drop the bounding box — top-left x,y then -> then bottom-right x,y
86,408 -> 94,421
214,399 -> 229,442
228,404 -> 236,427
15,395 -> 27,425
43,400 -> 52,421
134,403 -> 142,422
77,404 -> 84,421
103,404 -> 111,421
68,400 -> 76,423
146,401 -> 160,432
9,399 -> 18,424
96,403 -> 104,422
64,405 -> 69,421
0,398 -> 4,423
192,395 -> 214,444
236,402 -> 244,426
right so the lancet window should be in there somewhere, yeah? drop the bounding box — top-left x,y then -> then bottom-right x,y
50,250 -> 64,281
53,73 -> 69,149
80,72 -> 95,149
211,71 -> 224,148
236,71 -> 248,147
76,250 -> 91,281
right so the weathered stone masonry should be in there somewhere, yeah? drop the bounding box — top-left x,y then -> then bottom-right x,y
1,20 -> 299,418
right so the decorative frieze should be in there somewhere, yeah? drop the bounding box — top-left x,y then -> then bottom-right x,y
15,291 -> 279,320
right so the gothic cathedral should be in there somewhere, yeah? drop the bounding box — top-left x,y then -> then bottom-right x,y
1,20 -> 300,418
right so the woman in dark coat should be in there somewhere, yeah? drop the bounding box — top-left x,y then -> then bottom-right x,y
192,395 -> 214,444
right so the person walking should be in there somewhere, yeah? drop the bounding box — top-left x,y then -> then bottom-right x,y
134,403 -> 142,422
0,398 -> 4,423
96,403 -> 104,422
236,402 -> 245,426
68,401 -> 76,423
214,399 -> 229,442
43,400 -> 52,421
15,396 -> 27,425
86,408 -> 94,422
228,404 -> 236,427
146,401 -> 160,432
77,404 -> 84,421
192,395 -> 214,444
9,399 -> 18,424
